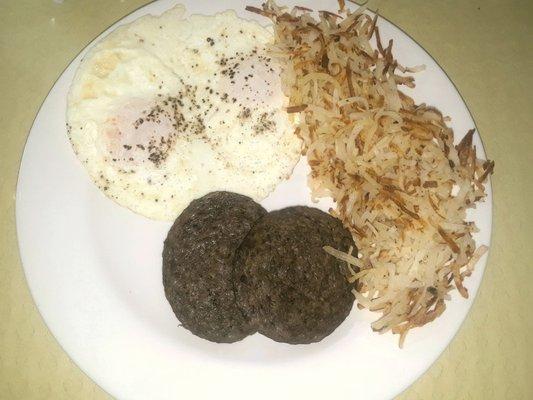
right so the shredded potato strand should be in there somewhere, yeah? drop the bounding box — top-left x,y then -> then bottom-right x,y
252,1 -> 494,346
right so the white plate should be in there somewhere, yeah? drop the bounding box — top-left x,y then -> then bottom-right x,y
16,1 -> 492,399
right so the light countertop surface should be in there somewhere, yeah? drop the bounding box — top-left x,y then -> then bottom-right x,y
1,0 -> 531,399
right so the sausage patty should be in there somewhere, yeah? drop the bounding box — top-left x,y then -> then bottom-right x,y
163,191 -> 267,343
233,206 -> 357,344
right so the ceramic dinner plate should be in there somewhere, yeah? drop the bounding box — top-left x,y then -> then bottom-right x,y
16,1 -> 492,399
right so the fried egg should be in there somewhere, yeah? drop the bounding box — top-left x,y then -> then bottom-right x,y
66,6 -> 301,220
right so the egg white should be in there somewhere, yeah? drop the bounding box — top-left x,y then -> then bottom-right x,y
67,6 -> 301,220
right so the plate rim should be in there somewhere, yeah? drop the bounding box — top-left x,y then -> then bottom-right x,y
14,1 -> 494,399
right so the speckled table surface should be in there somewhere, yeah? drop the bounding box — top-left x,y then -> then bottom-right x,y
1,0 -> 531,399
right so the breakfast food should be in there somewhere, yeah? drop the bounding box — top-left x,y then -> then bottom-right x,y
163,194 -> 356,345
66,5 -> 301,220
234,206 -> 356,344
163,191 -> 266,343
63,0 -> 493,348
252,1 -> 494,345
